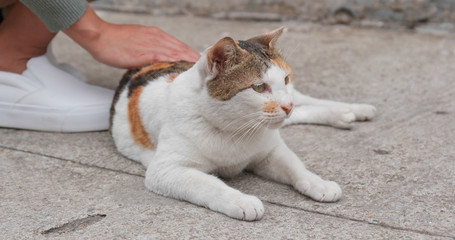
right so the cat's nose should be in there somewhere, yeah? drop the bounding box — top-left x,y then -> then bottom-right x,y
281,103 -> 294,116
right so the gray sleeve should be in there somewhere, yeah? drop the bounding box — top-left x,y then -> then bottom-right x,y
20,0 -> 88,32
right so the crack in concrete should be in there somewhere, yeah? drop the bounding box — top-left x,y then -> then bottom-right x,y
264,200 -> 455,239
41,214 -> 106,235
0,145 -> 143,178
2,145 -> 454,239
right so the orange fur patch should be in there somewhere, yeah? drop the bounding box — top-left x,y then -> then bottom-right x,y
133,62 -> 174,78
270,58 -> 292,74
264,101 -> 280,113
128,86 -> 155,149
166,73 -> 179,83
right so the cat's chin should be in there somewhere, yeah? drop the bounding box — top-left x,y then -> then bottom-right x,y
266,120 -> 285,129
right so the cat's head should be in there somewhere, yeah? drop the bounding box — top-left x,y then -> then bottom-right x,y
198,27 -> 294,131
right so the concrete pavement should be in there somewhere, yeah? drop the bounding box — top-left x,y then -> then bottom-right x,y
1,10 -> 454,239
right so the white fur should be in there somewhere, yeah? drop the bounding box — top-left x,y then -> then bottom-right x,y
111,48 -> 376,221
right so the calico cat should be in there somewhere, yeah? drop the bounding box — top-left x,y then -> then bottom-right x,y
110,27 -> 376,221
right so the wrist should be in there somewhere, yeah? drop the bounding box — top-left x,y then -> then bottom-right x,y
63,6 -> 107,49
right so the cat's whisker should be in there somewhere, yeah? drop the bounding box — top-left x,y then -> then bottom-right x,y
231,115 -> 260,134
245,118 -> 267,144
236,116 -> 268,145
282,41 -> 301,62
227,120 -> 255,142
242,120 -> 263,143
226,112 -> 263,138
231,118 -> 260,144
222,112 -> 263,131
233,120 -> 256,145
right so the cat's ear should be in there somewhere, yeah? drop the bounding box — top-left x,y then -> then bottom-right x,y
247,26 -> 285,49
207,37 -> 242,73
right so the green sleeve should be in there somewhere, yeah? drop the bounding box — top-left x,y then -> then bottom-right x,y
20,0 -> 88,32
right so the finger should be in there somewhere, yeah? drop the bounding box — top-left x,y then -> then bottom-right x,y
165,50 -> 200,62
143,46 -> 200,63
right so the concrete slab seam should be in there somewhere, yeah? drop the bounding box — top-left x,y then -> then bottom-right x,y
2,144 -> 454,239
0,145 -> 143,178
264,200 -> 455,239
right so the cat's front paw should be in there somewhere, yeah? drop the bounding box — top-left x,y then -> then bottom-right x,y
329,109 -> 356,129
217,193 -> 264,221
350,104 -> 376,121
329,104 -> 376,129
296,179 -> 342,202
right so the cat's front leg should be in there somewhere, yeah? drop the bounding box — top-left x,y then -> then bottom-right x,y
249,140 -> 342,202
144,152 -> 264,221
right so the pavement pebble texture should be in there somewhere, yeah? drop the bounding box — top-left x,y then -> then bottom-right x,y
1,11 -> 454,239
92,0 -> 455,28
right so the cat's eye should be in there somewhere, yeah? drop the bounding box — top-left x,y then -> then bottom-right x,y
251,83 -> 266,93
284,75 -> 290,85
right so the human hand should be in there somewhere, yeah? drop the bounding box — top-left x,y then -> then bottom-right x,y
64,6 -> 200,68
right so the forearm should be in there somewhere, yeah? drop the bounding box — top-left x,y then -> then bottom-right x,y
63,6 -> 106,51
18,0 -> 199,67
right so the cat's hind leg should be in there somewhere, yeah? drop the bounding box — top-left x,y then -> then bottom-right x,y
144,150 -> 264,221
283,89 -> 376,128
284,105 -> 357,129
248,139 -> 342,202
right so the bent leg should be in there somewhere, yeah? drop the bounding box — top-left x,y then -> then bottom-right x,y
145,153 -> 264,221
249,140 -> 342,202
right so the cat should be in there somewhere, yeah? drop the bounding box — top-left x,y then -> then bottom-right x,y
109,27 -> 376,221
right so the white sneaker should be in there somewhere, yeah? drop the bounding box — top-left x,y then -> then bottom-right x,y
46,43 -> 87,82
0,55 -> 114,132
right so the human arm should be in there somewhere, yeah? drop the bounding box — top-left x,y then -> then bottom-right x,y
63,6 -> 200,68
20,0 -> 200,67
